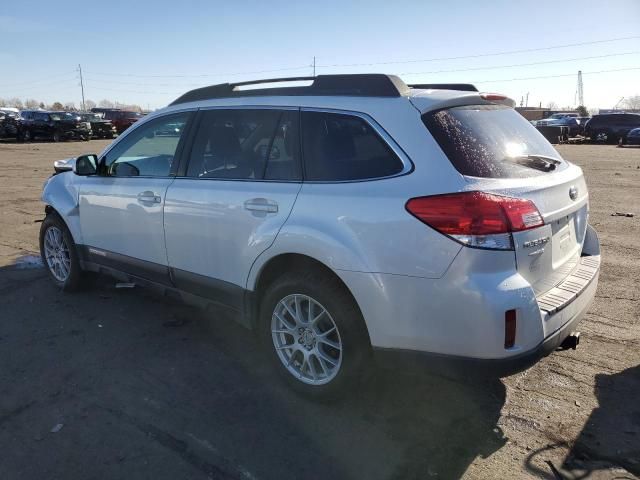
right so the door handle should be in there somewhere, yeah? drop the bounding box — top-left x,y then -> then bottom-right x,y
244,198 -> 278,213
137,191 -> 161,203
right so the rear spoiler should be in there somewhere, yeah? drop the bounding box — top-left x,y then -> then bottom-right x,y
408,83 -> 478,92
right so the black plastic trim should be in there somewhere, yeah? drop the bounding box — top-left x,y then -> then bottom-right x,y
170,267 -> 245,312
79,245 -> 172,286
409,83 -> 478,92
169,74 -> 410,105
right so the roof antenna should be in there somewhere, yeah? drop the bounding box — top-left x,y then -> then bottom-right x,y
312,56 -> 316,77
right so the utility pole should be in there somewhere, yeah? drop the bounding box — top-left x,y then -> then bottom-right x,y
525,92 -> 529,107
78,64 -> 86,111
577,70 -> 584,106
312,56 -> 316,76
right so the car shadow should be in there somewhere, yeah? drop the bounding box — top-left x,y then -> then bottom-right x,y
0,265 -> 507,480
562,364 -> 640,477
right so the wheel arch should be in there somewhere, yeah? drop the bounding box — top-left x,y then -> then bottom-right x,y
249,253 -> 372,347
41,168 -> 84,243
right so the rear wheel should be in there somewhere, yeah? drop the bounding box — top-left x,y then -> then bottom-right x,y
22,129 -> 32,142
52,130 -> 62,143
259,270 -> 370,400
39,214 -> 83,291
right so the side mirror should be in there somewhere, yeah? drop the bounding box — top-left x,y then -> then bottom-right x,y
74,154 -> 98,175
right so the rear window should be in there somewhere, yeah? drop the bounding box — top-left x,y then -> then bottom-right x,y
423,105 -> 565,178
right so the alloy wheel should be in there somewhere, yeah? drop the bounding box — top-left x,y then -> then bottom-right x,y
271,294 -> 342,385
43,226 -> 71,282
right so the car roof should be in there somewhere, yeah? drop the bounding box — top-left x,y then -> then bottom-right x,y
167,74 -> 486,111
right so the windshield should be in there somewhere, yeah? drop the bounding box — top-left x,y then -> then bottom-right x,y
81,114 -> 103,121
422,104 -> 565,178
50,112 -> 76,121
121,111 -> 142,118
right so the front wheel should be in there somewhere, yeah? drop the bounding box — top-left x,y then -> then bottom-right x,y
259,270 -> 370,400
52,130 -> 62,143
39,214 -> 83,291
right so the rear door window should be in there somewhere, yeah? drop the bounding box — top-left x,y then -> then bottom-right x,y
423,104 -> 566,178
301,111 -> 404,181
186,109 -> 301,181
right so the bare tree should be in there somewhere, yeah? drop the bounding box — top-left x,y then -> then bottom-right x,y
623,95 -> 640,110
50,102 -> 64,110
39,102 -> 45,109
24,98 -> 40,109
0,98 -> 6,107
547,101 -> 558,110
8,97 -> 23,109
64,102 -> 76,111
84,99 -> 96,110
99,99 -> 114,108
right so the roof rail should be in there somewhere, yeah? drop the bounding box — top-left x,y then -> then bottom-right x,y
169,74 -> 410,105
408,83 -> 478,92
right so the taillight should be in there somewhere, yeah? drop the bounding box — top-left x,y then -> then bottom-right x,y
405,191 -> 543,250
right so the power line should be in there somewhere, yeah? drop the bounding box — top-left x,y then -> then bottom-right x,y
471,66 -> 640,84
0,71 -> 77,88
400,51 -> 640,76
85,64 -> 310,79
317,34 -> 640,68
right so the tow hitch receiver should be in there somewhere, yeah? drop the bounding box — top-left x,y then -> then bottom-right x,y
559,332 -> 581,350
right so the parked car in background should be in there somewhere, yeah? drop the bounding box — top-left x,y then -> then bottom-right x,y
584,113 -> 640,143
79,113 -> 117,139
536,116 -> 580,136
575,116 -> 591,135
90,108 -> 142,134
19,110 -> 91,142
0,111 -> 20,139
546,113 -> 578,120
40,74 -> 600,398
625,127 -> 640,145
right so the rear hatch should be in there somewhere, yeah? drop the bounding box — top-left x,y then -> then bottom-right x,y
421,104 -> 589,297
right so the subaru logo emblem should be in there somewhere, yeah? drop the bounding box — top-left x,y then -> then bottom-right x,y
569,186 -> 578,200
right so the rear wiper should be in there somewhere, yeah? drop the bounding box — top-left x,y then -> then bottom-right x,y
505,154 -> 560,172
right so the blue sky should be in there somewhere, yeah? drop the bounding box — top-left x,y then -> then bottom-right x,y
1,0 -> 639,110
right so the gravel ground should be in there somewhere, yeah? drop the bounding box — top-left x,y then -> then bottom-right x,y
0,140 -> 638,479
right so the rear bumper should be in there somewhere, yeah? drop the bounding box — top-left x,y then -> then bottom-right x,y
373,263 -> 598,377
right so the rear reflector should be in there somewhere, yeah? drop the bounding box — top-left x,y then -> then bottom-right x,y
505,309 -> 517,348
405,192 -> 544,250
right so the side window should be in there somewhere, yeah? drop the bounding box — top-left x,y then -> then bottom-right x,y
186,109 -> 301,181
103,112 -> 190,177
34,113 -> 48,121
301,111 -> 404,181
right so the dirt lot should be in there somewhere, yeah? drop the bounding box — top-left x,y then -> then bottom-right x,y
0,140 -> 638,479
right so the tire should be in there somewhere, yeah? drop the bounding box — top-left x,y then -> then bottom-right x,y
39,214 -> 84,291
22,129 -> 32,142
52,130 -> 62,143
259,269 -> 370,400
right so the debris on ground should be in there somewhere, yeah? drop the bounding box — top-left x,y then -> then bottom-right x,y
50,423 -> 64,433
611,212 -> 634,217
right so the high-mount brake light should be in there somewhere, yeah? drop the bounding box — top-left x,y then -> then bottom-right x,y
481,93 -> 508,101
405,192 -> 544,250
